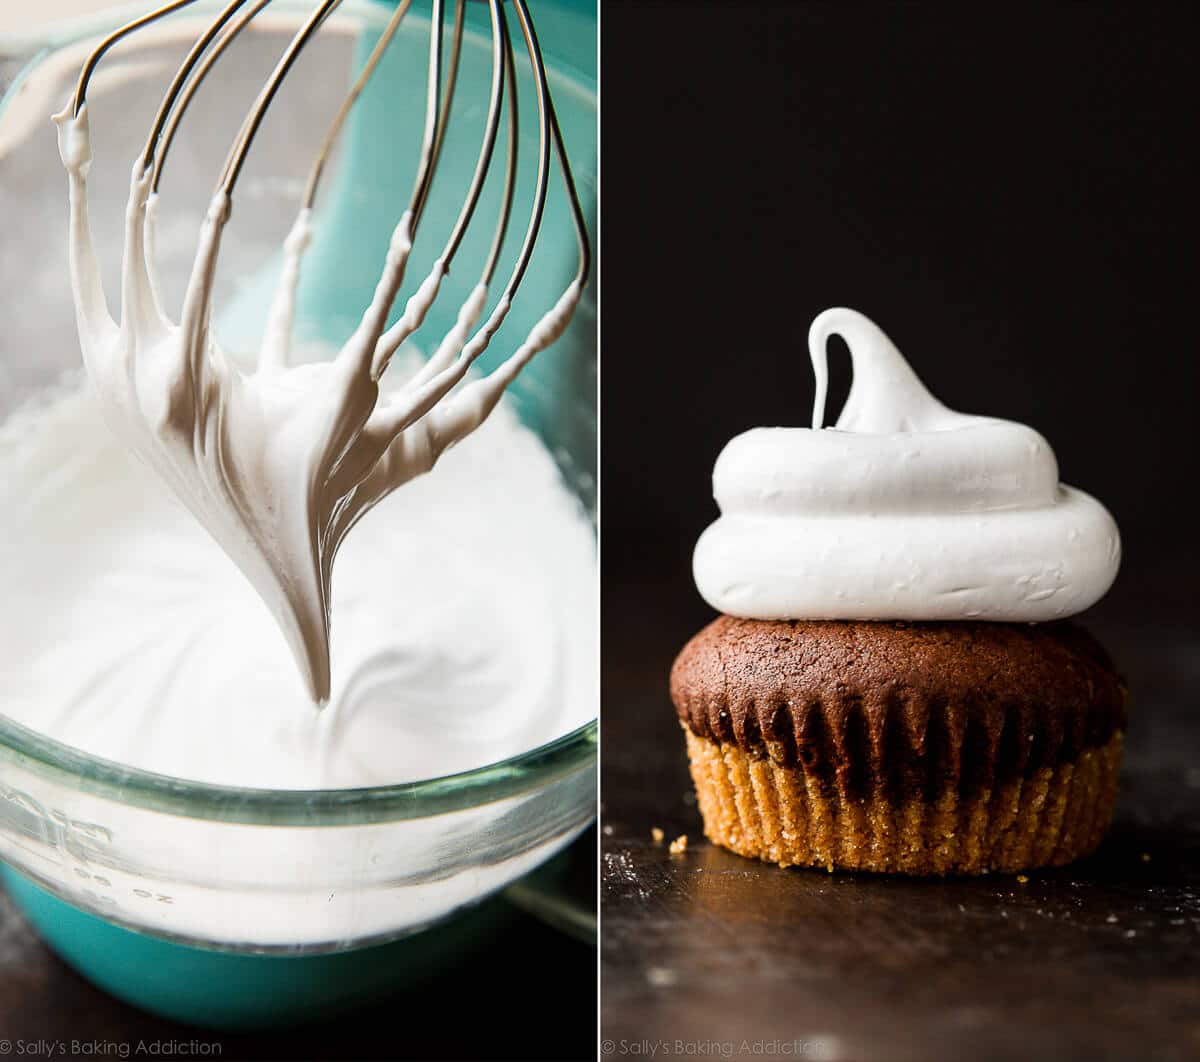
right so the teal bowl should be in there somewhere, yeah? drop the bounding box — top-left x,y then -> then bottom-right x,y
0,0 -> 596,1029
1,864 -> 518,1031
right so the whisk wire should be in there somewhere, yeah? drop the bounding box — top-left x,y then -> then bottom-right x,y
403,0 -> 446,230
395,0 -> 516,395
71,0 -> 200,117
427,0 -> 467,189
139,0 -> 255,174
151,0 -> 273,191
301,0 -> 416,211
481,3 -> 520,287
367,0 -> 588,445
218,0 -> 347,196
368,0 -> 512,376
67,0 -> 591,446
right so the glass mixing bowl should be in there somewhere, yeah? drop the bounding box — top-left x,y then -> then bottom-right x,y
0,0 -> 596,1028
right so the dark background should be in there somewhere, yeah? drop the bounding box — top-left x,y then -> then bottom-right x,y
602,0 -> 1196,608
601,5 -> 1200,1060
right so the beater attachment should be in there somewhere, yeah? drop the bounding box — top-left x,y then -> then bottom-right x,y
53,0 -> 591,702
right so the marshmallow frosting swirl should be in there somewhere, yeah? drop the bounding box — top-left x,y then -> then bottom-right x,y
693,308 -> 1121,622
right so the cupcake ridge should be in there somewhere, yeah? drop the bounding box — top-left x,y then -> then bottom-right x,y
693,307 -> 1121,623
670,616 -> 1128,874
670,616 -> 1127,794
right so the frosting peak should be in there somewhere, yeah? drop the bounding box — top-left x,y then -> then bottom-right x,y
810,306 -> 955,432
694,308 -> 1121,622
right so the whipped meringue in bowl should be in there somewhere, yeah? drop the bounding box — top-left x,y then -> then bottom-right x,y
0,3 -> 599,973
694,307 -> 1121,622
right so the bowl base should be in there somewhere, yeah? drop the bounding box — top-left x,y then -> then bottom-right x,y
1,864 -> 514,1030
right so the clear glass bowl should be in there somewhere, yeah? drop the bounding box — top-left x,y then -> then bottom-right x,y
0,0 -> 596,1025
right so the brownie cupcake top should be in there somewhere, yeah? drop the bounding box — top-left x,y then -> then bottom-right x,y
671,617 -> 1127,798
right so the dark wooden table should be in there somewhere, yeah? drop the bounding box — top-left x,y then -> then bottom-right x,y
0,832 -> 597,1061
601,554 -> 1200,1062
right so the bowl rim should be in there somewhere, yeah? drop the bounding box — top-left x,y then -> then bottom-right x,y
0,0 -> 598,828
0,0 -> 599,85
0,713 -> 597,824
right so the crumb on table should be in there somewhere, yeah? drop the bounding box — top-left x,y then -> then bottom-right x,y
1016,874 -> 1029,884
669,834 -> 688,855
651,827 -> 665,844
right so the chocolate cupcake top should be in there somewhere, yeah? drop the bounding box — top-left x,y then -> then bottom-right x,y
671,617 -> 1127,797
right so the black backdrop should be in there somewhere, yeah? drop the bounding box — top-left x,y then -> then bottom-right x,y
600,1 -> 1197,629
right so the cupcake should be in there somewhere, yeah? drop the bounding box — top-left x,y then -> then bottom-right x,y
670,308 -> 1125,875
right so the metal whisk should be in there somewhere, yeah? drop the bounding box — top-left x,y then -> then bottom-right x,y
53,0 -> 592,702
64,0 -> 590,378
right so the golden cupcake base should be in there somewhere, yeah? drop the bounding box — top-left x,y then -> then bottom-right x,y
684,727 -> 1123,875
